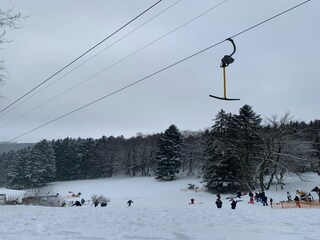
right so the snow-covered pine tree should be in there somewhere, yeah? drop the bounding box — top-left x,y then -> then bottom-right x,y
202,110 -> 241,193
5,149 -> 30,189
233,105 -> 262,190
155,125 -> 182,181
28,139 -> 56,187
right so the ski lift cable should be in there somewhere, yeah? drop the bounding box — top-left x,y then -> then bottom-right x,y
0,0 -> 163,115
7,0 -> 311,142
0,0 -> 230,128
0,0 -> 185,117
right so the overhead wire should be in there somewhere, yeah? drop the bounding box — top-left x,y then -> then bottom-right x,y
0,0 -> 163,114
0,0 -> 230,128
0,0 -> 184,117
7,0 -> 311,142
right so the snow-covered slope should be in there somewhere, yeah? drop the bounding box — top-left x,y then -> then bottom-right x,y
0,173 -> 319,240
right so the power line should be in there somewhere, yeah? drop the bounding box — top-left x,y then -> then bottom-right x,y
0,0 -> 184,117
0,0 -> 230,127
0,0 -> 163,114
8,0 -> 311,142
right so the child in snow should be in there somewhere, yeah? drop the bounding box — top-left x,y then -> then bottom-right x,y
190,198 -> 195,204
215,198 -> 222,208
127,199 -> 133,207
255,192 -> 260,202
231,199 -> 237,209
248,196 -> 254,204
71,201 -> 82,207
236,192 -> 242,198
261,196 -> 268,206
287,192 -> 292,201
249,191 -> 254,199
216,194 -> 221,200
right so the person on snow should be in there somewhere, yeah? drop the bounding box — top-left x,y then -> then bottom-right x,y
248,196 -> 254,204
215,198 -> 223,208
71,200 -> 82,207
101,202 -> 107,207
255,192 -> 260,203
231,199 -> 238,209
127,199 -> 133,207
294,195 -> 301,208
261,195 -> 268,206
287,192 -> 292,201
93,199 -> 99,207
249,191 -> 254,198
216,194 -> 221,200
269,198 -> 273,208
81,198 -> 85,205
190,198 -> 195,204
236,191 -> 242,198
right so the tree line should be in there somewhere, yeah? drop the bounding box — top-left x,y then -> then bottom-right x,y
0,105 -> 319,193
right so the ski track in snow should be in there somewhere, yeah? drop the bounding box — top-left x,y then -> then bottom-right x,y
1,173 -> 320,240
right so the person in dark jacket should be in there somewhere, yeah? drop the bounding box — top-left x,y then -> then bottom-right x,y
231,199 -> 237,209
71,201 -> 82,207
249,191 -> 253,198
215,198 -> 223,208
101,202 -> 107,207
294,195 -> 301,208
261,195 -> 268,206
127,199 -> 133,207
269,198 -> 273,208
216,194 -> 221,200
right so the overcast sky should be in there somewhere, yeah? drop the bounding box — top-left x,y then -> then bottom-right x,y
0,0 -> 319,143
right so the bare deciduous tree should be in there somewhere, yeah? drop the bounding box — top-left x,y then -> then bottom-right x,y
0,7 -> 23,92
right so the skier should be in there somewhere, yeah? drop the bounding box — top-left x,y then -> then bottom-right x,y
215,198 -> 223,208
231,199 -> 237,209
127,199 -> 133,207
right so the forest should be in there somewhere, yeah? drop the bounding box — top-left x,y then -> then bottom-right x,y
0,105 -> 319,193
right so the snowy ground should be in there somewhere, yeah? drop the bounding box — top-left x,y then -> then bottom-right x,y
1,173 -> 320,240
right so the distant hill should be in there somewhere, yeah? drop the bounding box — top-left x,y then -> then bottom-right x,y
0,142 -> 34,154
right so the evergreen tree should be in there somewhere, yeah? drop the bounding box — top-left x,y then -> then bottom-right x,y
28,139 -> 56,187
202,110 -> 241,193
233,105 -> 262,189
5,149 -> 30,189
155,125 -> 182,181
